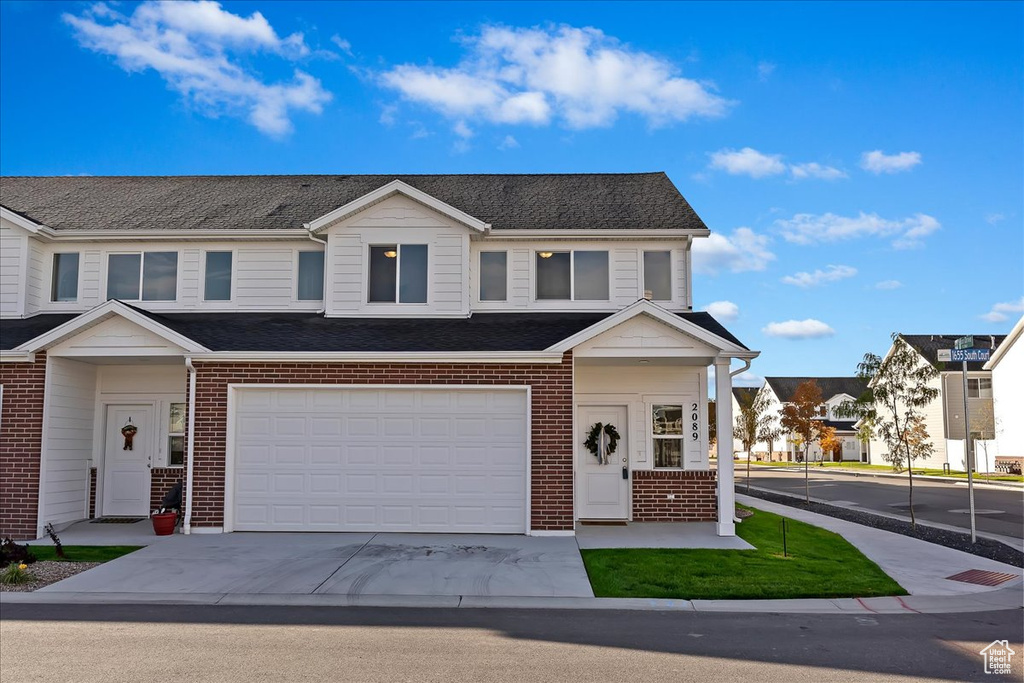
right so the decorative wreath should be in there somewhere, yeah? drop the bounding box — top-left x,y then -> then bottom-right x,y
584,422 -> 620,465
121,423 -> 138,451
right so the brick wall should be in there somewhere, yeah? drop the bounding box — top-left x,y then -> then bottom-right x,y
189,355 -> 574,531
632,470 -> 717,522
150,468 -> 184,513
0,353 -> 47,539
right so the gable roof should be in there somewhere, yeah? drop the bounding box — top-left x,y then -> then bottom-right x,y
732,387 -> 759,408
899,334 -> 1006,372
0,173 -> 708,233
984,316 -> 1023,369
763,377 -> 868,403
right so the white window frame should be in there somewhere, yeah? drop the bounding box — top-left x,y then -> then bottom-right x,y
967,377 -> 993,399
366,243 -> 430,306
166,401 -> 186,467
295,249 -> 325,302
49,251 -> 81,303
533,249 -> 610,302
104,250 -> 180,302
650,401 -> 689,470
640,249 -> 673,302
202,249 -> 235,303
478,250 -> 509,302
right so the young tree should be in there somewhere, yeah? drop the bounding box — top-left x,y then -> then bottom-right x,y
734,389 -> 777,493
839,334 -> 939,526
780,380 -> 824,503
707,399 -> 718,457
818,425 -> 841,463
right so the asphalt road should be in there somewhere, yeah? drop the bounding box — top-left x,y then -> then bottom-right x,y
1,604 -> 1021,682
740,467 -> 1024,541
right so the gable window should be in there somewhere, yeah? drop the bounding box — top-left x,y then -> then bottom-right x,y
967,377 -> 992,399
167,403 -> 186,467
203,251 -> 232,301
297,251 -> 324,301
536,250 -> 609,301
106,252 -> 178,301
643,251 -> 672,300
51,253 -> 79,302
479,251 -> 507,301
652,404 -> 684,468
368,244 -> 428,304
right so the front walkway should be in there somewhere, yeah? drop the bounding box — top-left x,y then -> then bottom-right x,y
576,522 -> 752,550
33,519 -> 170,547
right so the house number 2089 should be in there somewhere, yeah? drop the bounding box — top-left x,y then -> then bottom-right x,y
691,402 -> 700,441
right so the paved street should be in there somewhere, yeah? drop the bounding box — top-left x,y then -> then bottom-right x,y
1,604 -> 1021,682
740,467 -> 1024,541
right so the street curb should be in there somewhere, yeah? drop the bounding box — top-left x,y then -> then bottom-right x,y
745,464 -> 1023,490
1,588 -> 1021,615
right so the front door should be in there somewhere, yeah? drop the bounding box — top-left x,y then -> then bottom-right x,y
102,405 -> 153,517
577,405 -> 629,520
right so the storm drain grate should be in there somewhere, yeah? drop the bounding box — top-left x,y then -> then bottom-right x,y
945,569 -> 1020,586
90,517 -> 146,524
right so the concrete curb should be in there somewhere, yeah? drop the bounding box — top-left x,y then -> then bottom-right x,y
744,464 -> 1023,490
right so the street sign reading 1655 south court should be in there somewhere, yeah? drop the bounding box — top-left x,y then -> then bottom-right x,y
950,348 -> 991,362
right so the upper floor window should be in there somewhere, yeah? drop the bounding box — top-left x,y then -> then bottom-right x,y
107,252 -> 177,301
536,250 -> 609,301
296,251 -> 324,301
479,251 -> 507,302
203,251 -> 232,301
643,251 -> 672,300
967,377 -> 992,399
368,244 -> 428,304
51,253 -> 79,302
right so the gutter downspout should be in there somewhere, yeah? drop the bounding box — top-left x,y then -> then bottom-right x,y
306,227 -> 328,315
729,358 -> 753,524
183,357 -> 197,534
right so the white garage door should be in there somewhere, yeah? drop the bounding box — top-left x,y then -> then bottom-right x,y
230,387 -> 528,533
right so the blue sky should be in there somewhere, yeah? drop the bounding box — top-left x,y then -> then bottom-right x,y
1,1 -> 1021,383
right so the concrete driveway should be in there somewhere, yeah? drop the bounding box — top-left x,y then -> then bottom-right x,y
38,533 -> 595,598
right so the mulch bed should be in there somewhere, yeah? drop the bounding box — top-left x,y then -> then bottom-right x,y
0,561 -> 100,592
738,487 -> 1024,568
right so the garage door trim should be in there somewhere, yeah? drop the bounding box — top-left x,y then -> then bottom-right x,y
223,383 -> 532,533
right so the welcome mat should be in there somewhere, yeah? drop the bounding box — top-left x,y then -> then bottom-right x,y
579,520 -> 628,526
945,569 -> 1019,586
91,517 -> 146,524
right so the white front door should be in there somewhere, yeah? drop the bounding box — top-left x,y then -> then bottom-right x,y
102,405 -> 153,517
577,405 -> 629,520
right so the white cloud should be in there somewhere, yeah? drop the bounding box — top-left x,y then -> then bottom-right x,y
380,24 -> 731,131
708,147 -> 845,181
985,212 -> 1005,225
379,104 -> 397,126
453,120 -> 474,139
860,150 -> 922,174
980,297 -> 1024,323
775,211 -> 940,249
733,371 -> 764,388
874,279 -> 903,290
762,319 -> 836,340
692,227 -> 776,275
64,1 -> 331,136
330,35 -> 352,55
757,61 -> 776,82
498,134 -> 520,150
781,264 -> 857,288
706,300 -> 739,322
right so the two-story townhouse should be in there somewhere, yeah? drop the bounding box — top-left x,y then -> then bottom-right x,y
0,173 -> 756,540
870,334 -> 1005,472
984,316 -> 1023,470
758,377 -> 869,463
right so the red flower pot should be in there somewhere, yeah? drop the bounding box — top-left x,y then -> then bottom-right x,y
151,511 -> 178,536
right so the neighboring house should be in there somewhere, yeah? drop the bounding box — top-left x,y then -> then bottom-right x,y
984,316 -> 1023,468
759,377 -> 869,463
867,334 -> 1005,472
0,173 -> 756,541
730,387 -> 761,458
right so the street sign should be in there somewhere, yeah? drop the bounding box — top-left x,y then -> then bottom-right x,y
937,349 -> 952,362
955,335 -> 974,350
951,348 -> 990,362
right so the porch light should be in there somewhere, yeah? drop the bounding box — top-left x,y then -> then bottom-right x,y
384,250 -> 398,258
538,252 -> 553,258
638,359 -> 650,364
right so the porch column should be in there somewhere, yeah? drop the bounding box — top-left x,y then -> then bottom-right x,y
714,357 -> 735,536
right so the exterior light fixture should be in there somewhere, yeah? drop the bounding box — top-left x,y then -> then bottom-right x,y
538,252 -> 553,258
384,250 -> 398,258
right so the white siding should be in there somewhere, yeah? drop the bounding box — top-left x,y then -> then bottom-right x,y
40,357 -> 97,528
96,364 -> 187,469
992,331 -> 1023,458
25,239 -> 45,314
868,371 -> 947,469
0,219 -> 26,317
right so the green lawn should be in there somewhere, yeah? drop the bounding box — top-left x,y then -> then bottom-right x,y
581,506 -> 907,600
25,545 -> 142,563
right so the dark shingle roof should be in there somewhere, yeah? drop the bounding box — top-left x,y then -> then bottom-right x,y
732,387 -> 759,408
0,173 -> 706,232
2,310 -> 747,352
899,334 -> 1006,372
763,377 -> 869,403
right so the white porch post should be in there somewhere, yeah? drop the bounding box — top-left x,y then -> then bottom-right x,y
714,357 -> 735,536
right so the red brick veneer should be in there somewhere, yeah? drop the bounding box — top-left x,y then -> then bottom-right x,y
150,467 -> 184,513
189,355 -> 574,531
632,470 -> 717,522
0,353 -> 47,539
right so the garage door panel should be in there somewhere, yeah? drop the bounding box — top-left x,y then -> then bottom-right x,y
232,388 -> 528,533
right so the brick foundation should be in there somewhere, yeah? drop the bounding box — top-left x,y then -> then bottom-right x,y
631,470 -> 717,522
190,356 -> 574,531
0,353 -> 46,539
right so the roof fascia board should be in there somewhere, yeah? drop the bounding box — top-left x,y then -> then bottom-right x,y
0,351 -> 36,363
547,299 -> 752,356
306,179 -> 491,234
0,207 -> 54,237
40,229 -> 312,241
190,350 -> 564,364
984,315 -> 1023,369
485,229 -> 711,239
15,300 -> 209,353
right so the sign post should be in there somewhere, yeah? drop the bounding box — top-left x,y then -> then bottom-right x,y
952,338 -> 991,544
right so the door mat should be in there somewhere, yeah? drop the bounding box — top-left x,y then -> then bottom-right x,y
579,520 -> 628,526
91,517 -> 146,524
945,569 -> 1019,586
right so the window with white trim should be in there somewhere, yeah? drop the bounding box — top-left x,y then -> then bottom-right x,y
535,250 -> 609,301
652,404 -> 686,468
51,253 -> 79,302
203,251 -> 232,301
167,403 -> 185,467
106,252 -> 178,301
643,251 -> 672,301
368,244 -> 428,303
296,251 -> 324,301
967,377 -> 992,399
479,251 -> 507,301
